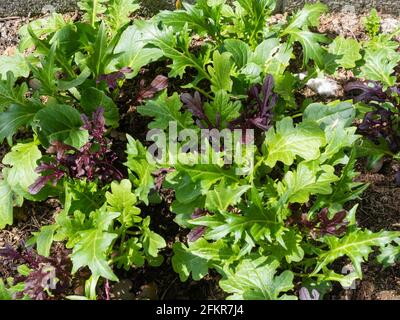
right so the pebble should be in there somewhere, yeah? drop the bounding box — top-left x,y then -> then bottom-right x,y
306,77 -> 340,97
381,18 -> 400,34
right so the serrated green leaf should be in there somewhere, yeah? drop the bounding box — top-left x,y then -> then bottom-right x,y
106,179 -> 141,227
105,0 -> 140,33
124,135 -> 156,204
0,54 -> 30,79
278,162 -> 339,204
264,117 -> 326,168
208,51 -> 233,93
205,183 -> 250,212
0,179 -> 13,229
71,228 -> 118,281
328,36 -> 362,69
78,0 -> 108,27
3,141 -> 41,191
171,238 -> 229,282
284,3 -> 328,33
313,230 -> 400,277
150,26 -> 210,80
137,91 -> 194,130
219,255 -> 296,300
288,30 -> 328,67
360,48 -> 400,88
377,238 -> 400,267
266,230 -> 304,263
142,216 -> 166,258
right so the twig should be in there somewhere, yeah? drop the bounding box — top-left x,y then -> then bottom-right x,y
0,16 -> 22,22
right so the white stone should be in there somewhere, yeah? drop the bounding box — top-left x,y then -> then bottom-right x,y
381,18 -> 400,34
306,78 -> 340,97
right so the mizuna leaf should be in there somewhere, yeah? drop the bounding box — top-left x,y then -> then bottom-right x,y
35,104 -> 89,149
278,163 -> 339,204
284,3 -> 328,33
142,217 -> 166,258
105,0 -> 140,33
172,241 -> 210,282
0,53 -> 30,79
377,238 -> 400,267
150,26 -> 210,80
71,228 -> 119,281
328,36 -> 362,69
78,0 -> 108,27
0,179 -> 13,229
157,1 -> 218,36
176,163 -> 239,193
137,91 -> 194,131
360,48 -> 400,88
287,30 -> 328,67
219,255 -> 296,300
266,230 -> 304,263
106,179 -> 141,227
171,238 -> 230,281
191,208 -> 278,242
2,141 -> 42,191
124,135 -> 156,205
313,229 -> 400,277
0,72 -> 29,110
263,117 -> 326,168
207,51 -> 233,93
205,183 -> 251,212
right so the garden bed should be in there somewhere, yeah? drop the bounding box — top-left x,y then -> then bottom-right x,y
1,1 -> 400,301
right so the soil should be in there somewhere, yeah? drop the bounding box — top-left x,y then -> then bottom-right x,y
1,11 -> 400,300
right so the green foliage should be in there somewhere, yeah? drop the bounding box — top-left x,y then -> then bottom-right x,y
328,36 -> 362,69
360,48 -> 400,88
220,255 -> 296,300
363,9 -> 381,38
0,140 -> 42,229
35,104 -> 89,149
263,117 -> 325,167
1,0 -> 400,302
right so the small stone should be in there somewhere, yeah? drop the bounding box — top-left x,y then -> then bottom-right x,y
381,18 -> 400,34
306,78 -> 340,97
41,5 -> 56,14
341,5 -> 356,14
110,279 -> 135,300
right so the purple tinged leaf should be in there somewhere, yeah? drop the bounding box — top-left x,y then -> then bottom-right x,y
181,91 -> 206,120
229,75 -> 277,134
187,226 -> 207,242
136,75 -> 169,103
344,81 -> 389,103
29,107 -> 123,195
96,67 -> 133,91
299,287 -> 320,300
